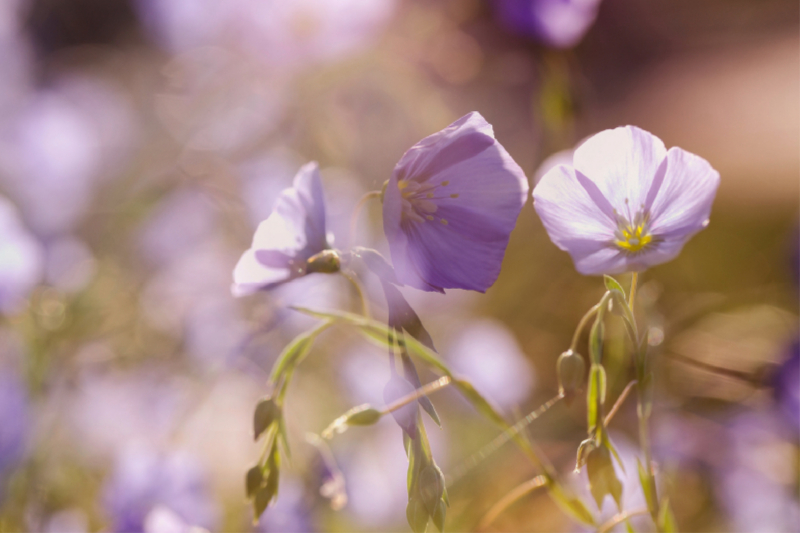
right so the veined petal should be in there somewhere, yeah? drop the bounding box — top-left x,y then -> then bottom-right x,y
647,147 -> 720,238
392,112 -> 495,184
232,249 -> 292,296
573,126 -> 667,215
290,161 -> 328,253
533,164 -> 617,249
231,162 -> 330,296
251,208 -> 307,257
384,112 -> 528,292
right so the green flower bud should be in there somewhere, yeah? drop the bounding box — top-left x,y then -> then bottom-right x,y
419,464 -> 446,515
557,350 -> 586,402
306,249 -> 341,274
586,445 -> 622,509
406,497 -> 429,533
345,406 -> 383,426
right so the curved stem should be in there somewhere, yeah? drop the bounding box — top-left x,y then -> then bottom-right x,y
604,380 -> 636,427
571,305 -> 600,352
449,395 -> 563,484
382,375 -> 451,415
597,508 -> 649,533
349,191 -> 381,248
341,271 -> 370,318
477,475 -> 548,530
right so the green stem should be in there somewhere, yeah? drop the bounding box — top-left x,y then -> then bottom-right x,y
349,190 -> 381,248
628,273 -> 659,521
341,271 -> 370,318
570,291 -> 612,352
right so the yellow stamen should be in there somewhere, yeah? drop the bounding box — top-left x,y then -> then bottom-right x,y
615,224 -> 652,253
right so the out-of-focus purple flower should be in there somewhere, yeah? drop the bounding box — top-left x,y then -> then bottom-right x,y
257,477 -> 313,533
446,319 -> 536,410
382,112 -> 528,293
44,236 -> 96,293
137,0 -> 396,68
103,446 -> 219,533
233,162 -> 333,296
0,195 -> 43,313
717,411 -> 800,532
0,370 -> 28,492
533,126 -> 720,275
0,76 -> 136,236
492,0 -> 602,48
155,48 -> 287,153
773,339 -> 800,432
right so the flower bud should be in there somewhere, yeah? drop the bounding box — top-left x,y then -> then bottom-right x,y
419,464 -> 445,515
306,249 -> 341,274
557,350 -> 586,402
345,406 -> 383,426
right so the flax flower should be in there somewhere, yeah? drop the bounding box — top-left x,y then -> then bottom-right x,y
533,126 -> 720,275
382,112 -> 528,293
233,162 -> 336,296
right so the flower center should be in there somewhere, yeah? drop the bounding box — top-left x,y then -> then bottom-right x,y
615,223 -> 652,253
397,179 -> 458,224
614,205 -> 654,254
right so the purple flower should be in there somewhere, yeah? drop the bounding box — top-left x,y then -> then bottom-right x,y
491,0 -> 602,49
446,319 -> 536,410
103,446 -> 219,533
533,126 -> 720,275
382,112 -> 528,293
233,162 -> 336,296
0,371 -> 28,483
0,195 -> 43,313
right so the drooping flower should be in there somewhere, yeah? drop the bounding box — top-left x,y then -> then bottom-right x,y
491,0 -> 602,49
382,112 -> 529,293
533,126 -> 720,275
233,162 -> 338,296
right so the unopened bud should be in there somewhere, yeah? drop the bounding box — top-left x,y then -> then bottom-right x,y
557,350 -> 586,402
345,405 -> 383,426
419,465 -> 446,515
306,249 -> 341,274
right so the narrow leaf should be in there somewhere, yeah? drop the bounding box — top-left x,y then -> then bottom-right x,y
587,364 -> 607,433
603,275 -> 626,299
269,321 -> 333,382
245,465 -> 264,498
637,457 -> 658,516
638,372 -> 654,420
658,498 -> 677,533
546,480 -> 596,526
399,345 -> 441,427
253,397 -> 278,441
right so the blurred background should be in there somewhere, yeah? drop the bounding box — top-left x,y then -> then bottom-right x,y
0,0 -> 797,531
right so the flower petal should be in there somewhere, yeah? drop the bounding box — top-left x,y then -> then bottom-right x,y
533,164 -> 616,248
232,249 -> 292,296
231,162 -> 329,296
392,112 -> 495,183
647,147 -> 720,238
384,112 -> 528,292
573,126 -> 667,215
